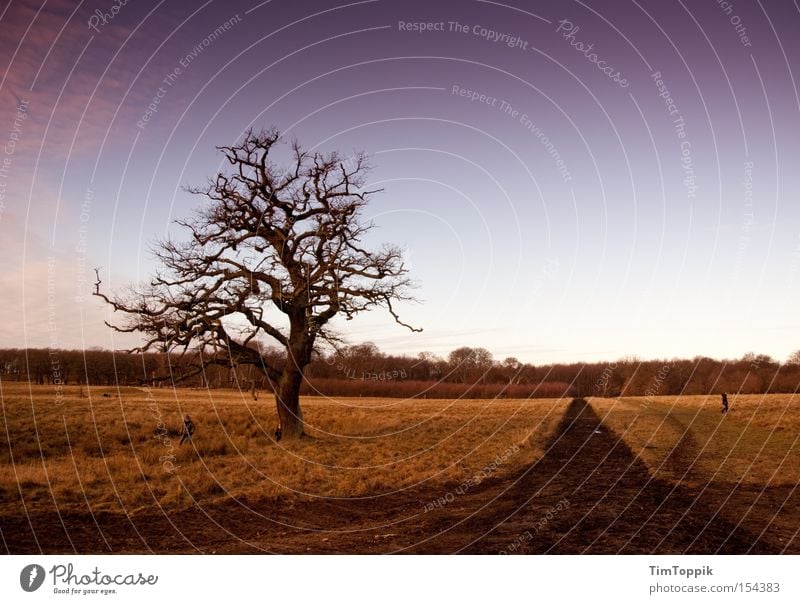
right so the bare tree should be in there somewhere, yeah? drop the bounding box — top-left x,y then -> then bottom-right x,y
502,356 -> 522,384
448,347 -> 493,384
95,128 -> 420,439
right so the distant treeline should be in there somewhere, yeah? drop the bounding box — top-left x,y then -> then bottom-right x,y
1,345 -> 798,399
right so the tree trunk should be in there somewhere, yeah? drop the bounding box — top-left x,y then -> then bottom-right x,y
274,315 -> 314,440
275,364 -> 305,439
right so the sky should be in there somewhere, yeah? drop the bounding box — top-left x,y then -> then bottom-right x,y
1,0 -> 799,365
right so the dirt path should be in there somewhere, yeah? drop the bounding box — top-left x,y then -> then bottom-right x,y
2,399 -> 795,554
423,398 -> 790,553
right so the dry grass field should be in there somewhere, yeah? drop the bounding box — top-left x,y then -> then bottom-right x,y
0,382 -> 563,515
587,394 -> 800,550
1,383 -> 797,553
589,394 -> 800,488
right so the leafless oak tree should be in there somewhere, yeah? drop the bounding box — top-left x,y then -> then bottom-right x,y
95,128 -> 420,439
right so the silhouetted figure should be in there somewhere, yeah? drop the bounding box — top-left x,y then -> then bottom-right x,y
721,393 -> 729,414
274,424 -> 282,442
180,415 -> 195,445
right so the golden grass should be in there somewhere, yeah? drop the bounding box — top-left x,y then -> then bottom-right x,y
0,383 -> 565,515
590,394 -> 800,487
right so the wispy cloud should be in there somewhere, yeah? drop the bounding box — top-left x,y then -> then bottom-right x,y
1,0 -> 176,160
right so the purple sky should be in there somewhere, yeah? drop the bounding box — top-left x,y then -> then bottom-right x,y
2,0 -> 799,364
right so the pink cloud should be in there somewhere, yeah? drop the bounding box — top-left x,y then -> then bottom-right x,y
1,0 -> 180,161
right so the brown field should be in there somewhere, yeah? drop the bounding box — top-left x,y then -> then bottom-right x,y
590,394 -> 800,487
590,394 -> 800,549
0,383 -> 797,553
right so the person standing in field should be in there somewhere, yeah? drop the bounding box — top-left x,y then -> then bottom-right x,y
721,393 -> 729,413
180,415 -> 195,444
